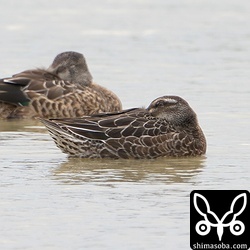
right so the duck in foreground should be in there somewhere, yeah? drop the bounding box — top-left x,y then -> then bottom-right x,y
40,95 -> 206,159
0,51 -> 122,119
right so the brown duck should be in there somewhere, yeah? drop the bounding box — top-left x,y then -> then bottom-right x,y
0,51 -> 122,119
40,95 -> 207,159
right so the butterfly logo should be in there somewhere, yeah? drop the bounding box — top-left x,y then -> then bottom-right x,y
193,192 -> 247,241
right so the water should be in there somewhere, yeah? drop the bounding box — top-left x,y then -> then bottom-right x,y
0,0 -> 250,249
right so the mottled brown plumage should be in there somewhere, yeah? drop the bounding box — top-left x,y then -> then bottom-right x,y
0,51 -> 122,119
40,96 -> 207,159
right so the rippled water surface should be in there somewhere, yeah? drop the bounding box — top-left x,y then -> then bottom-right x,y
1,1 -> 250,249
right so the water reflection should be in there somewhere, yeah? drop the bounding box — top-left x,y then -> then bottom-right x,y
0,119 -> 44,132
52,157 -> 206,184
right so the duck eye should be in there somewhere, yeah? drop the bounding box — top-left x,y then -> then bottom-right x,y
56,66 -> 65,74
154,99 -> 178,108
155,100 -> 164,108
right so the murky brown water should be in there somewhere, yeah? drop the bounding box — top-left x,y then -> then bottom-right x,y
1,0 -> 250,249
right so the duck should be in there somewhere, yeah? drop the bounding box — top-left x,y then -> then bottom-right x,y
0,51 -> 122,119
40,95 -> 207,159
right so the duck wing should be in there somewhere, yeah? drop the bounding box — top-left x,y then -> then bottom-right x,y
0,69 -> 59,105
40,108 -> 161,140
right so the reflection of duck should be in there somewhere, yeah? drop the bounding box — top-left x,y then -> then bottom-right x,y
0,118 -> 45,132
41,96 -> 206,159
52,157 -> 206,184
0,51 -> 122,119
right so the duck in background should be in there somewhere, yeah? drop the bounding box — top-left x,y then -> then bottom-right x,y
0,51 -> 122,119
